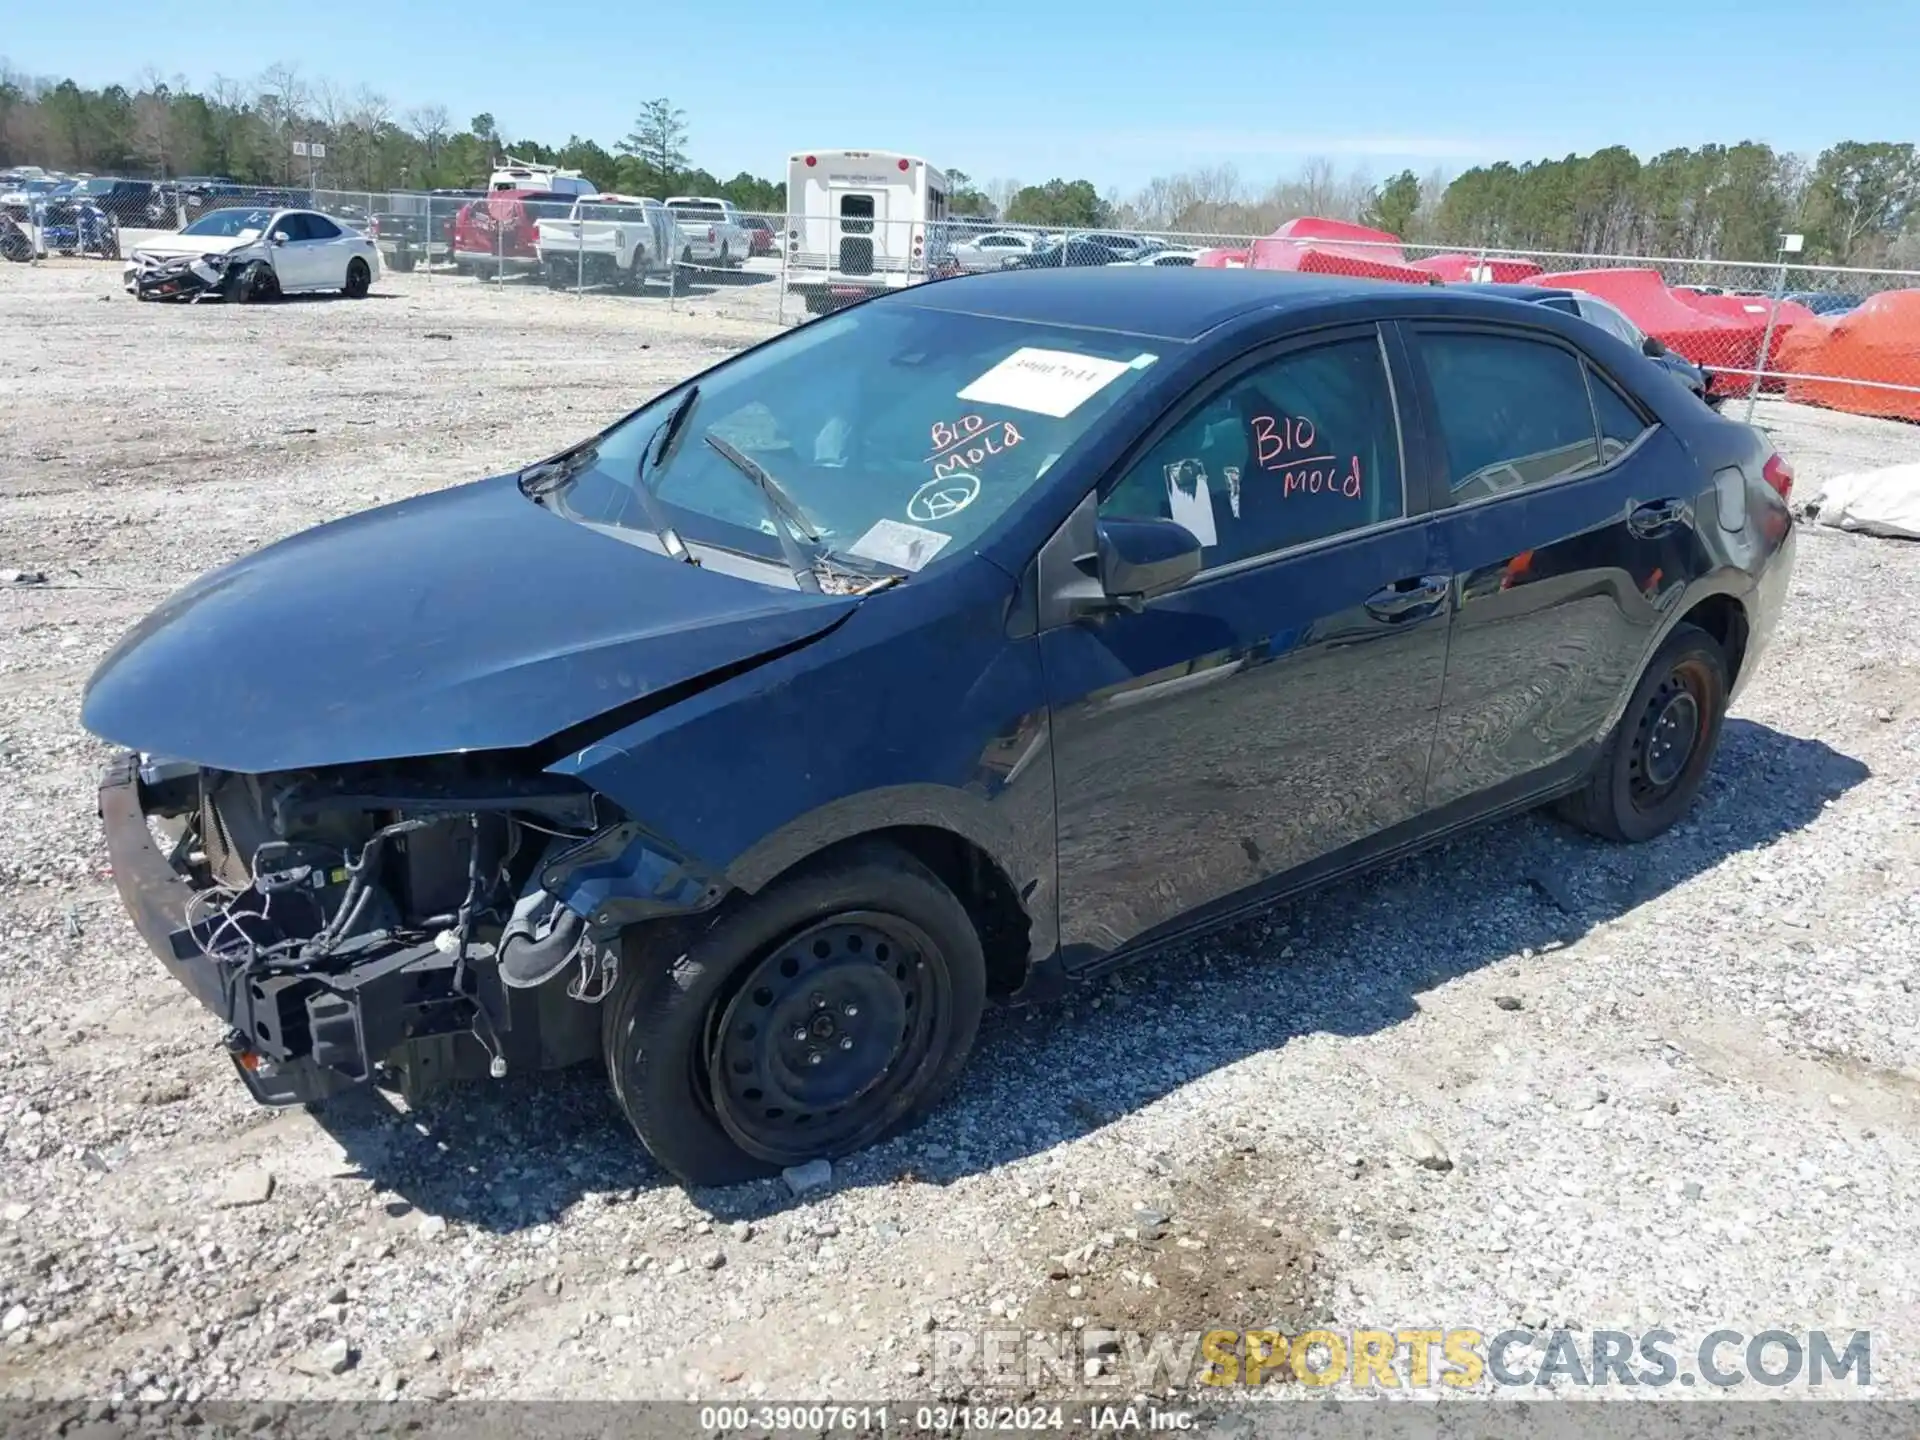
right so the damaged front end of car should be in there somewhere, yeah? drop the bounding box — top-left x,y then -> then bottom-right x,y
99,748 -> 728,1107
126,249 -> 264,302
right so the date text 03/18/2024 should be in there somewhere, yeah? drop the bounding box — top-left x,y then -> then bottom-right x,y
693,1403 -> 1198,1432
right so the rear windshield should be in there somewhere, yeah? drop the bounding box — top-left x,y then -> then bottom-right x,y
543,304 -> 1165,574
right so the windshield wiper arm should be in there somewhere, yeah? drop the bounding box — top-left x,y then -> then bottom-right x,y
652,385 -> 701,473
629,387 -> 701,565
703,432 -> 823,541
702,431 -> 827,593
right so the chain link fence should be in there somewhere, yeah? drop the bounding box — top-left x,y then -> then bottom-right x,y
14,179 -> 1917,425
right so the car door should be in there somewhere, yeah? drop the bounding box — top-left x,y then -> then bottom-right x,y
266,213 -> 319,289
260,212 -> 304,286
1040,325 -> 1451,962
303,214 -> 355,289
1405,323 -> 1703,809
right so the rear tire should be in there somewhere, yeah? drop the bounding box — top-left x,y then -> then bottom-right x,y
343,258 -> 371,298
601,842 -> 987,1187
1558,622 -> 1729,844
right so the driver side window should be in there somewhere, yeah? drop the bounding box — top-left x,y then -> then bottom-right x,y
1099,335 -> 1406,569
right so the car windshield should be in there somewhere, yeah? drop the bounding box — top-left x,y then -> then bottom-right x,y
540,303 -> 1163,575
182,208 -> 274,238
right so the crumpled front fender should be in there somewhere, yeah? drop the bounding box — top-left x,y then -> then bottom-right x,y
538,820 -> 731,933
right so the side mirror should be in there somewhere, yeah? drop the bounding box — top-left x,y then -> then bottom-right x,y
1092,517 -> 1203,612
1642,335 -> 1668,358
270,231 -> 289,246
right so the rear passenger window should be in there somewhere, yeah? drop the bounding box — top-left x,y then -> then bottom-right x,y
1420,332 -> 1601,501
1589,369 -> 1650,461
1100,335 -> 1405,569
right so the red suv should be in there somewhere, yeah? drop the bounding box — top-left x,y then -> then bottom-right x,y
451,190 -> 576,277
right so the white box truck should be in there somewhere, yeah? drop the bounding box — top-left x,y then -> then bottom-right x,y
785,150 -> 951,314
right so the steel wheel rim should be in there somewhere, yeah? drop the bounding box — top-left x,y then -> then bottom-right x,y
703,912 -> 949,1165
1629,658 -> 1711,809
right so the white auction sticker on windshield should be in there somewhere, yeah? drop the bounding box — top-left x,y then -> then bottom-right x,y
847,518 -> 953,572
957,347 -> 1139,418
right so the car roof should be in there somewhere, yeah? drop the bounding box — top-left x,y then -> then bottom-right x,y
891,267 -> 1454,341
1461,281 -> 1578,303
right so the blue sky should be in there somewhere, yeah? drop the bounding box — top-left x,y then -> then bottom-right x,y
7,0 -> 1915,191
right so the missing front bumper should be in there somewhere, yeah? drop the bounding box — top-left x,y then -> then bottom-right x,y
97,753 -> 506,1106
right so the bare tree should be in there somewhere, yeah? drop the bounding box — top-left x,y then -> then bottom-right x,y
254,62 -> 310,182
1411,165 -> 1450,243
347,86 -> 391,191
307,78 -> 348,186
202,74 -> 252,180
129,67 -> 177,177
406,103 -> 450,166
985,176 -> 1023,218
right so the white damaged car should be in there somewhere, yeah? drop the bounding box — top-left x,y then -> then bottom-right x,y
125,206 -> 379,302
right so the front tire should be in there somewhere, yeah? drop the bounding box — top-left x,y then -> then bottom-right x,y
1559,622 -> 1729,843
343,257 -> 371,298
230,261 -> 280,304
601,843 -> 987,1186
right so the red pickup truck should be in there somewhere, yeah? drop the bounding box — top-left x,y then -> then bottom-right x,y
451,190 -> 578,277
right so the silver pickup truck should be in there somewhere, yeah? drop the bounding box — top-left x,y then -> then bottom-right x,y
534,194 -> 679,292
663,195 -> 751,271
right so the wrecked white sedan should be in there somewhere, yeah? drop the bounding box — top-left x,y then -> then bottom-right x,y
125,206 -> 379,302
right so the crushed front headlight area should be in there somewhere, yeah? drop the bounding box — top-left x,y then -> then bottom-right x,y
95,751 -> 707,1109
124,251 -> 243,302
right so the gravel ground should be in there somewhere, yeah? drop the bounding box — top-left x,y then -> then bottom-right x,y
3,257 -> 1920,1414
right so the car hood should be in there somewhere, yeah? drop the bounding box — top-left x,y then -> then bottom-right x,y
130,233 -> 263,260
82,473 -> 858,773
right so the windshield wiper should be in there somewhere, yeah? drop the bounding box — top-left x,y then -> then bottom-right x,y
517,441 -> 599,498
703,431 -> 833,593
651,385 -> 701,474
703,432 -> 823,541
628,386 -> 702,565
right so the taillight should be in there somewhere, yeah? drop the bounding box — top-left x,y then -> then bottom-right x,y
708,226 -> 716,242
1762,453 -> 1794,501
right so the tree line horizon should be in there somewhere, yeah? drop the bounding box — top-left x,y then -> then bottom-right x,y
2,62 -> 1914,268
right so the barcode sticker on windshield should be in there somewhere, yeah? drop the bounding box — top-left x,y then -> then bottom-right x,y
847,518 -> 952,572
958,348 -> 1138,418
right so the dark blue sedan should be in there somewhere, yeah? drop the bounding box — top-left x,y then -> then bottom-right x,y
83,268 -> 1797,1185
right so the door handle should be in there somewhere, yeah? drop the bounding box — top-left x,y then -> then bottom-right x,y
1629,498 -> 1686,536
1364,574 -> 1449,621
